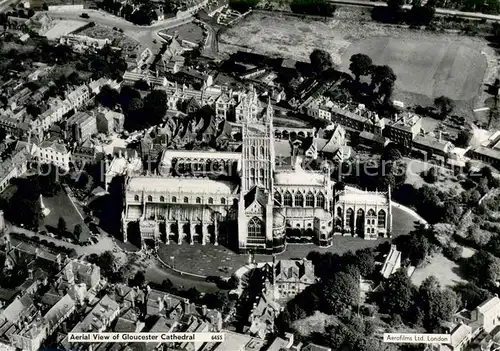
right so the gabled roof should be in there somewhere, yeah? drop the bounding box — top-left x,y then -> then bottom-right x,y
244,186 -> 267,209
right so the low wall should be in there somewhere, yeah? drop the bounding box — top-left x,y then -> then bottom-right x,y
157,255 -> 208,280
48,4 -> 84,12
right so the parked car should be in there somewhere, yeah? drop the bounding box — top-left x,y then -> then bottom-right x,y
80,13 -> 90,19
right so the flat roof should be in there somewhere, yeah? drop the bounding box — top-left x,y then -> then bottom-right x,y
127,177 -> 238,195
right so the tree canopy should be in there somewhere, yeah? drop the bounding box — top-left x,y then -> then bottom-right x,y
349,53 -> 373,81
309,49 -> 333,73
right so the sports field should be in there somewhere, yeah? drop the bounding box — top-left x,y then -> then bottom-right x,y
341,37 -> 487,102
219,8 -> 492,112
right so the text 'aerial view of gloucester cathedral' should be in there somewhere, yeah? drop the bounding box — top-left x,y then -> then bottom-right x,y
116,87 -> 392,254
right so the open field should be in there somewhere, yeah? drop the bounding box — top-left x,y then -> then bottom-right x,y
219,8 -> 493,115
404,159 -> 464,194
410,253 -> 465,287
162,22 -> 204,44
44,19 -> 87,40
341,37 -> 486,103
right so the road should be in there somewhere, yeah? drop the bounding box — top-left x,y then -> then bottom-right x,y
7,224 -> 219,293
44,9 -> 194,51
0,0 -> 19,12
330,0 -> 500,21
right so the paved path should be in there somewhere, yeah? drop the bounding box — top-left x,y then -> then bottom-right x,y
7,224 -> 220,292
330,0 -> 500,21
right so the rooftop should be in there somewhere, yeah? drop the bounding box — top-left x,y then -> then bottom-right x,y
127,176 -> 238,195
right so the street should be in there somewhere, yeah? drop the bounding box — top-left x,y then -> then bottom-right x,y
6,224 -> 220,293
44,10 -> 194,52
328,0 -> 500,21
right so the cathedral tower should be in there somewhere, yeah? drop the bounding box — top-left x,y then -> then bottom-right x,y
241,99 -> 275,193
238,97 -> 276,252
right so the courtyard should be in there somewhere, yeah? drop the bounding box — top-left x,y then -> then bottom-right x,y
40,189 -> 90,241
158,204 -> 420,277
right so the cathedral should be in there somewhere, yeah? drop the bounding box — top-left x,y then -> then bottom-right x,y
122,99 -> 392,253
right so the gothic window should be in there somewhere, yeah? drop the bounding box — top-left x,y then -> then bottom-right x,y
367,209 -> 376,217
196,197 -> 201,204
250,168 -> 256,183
259,169 -> 265,184
184,197 -> 189,203
208,197 -> 213,204
295,192 -> 304,207
317,193 -> 325,208
160,196 -> 165,202
134,195 -> 139,201
260,146 -> 265,157
274,192 -> 282,206
251,146 -> 256,156
233,199 -> 238,206
284,191 -> 292,206
346,208 -> 354,227
378,210 -> 386,227
221,198 -> 226,205
147,195 -> 153,202
305,192 -> 315,207
337,207 -> 343,218
172,196 -> 177,203
248,217 -> 264,237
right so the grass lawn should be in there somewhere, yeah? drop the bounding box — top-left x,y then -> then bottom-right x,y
157,204 -> 420,277
163,23 -> 204,44
405,159 -> 463,194
410,253 -> 465,288
40,189 -> 89,241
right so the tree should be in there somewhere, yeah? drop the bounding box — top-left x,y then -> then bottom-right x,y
42,2 -> 48,10
130,271 -> 146,287
349,53 -> 373,81
87,251 -> 115,278
68,72 -> 82,86
58,217 -> 67,234
387,0 -> 404,11
417,276 -> 459,331
201,291 -> 230,313
144,90 -> 168,125
442,200 -> 462,225
453,282 -> 491,310
74,224 -> 83,241
370,65 -> 397,103
321,271 -> 360,314
161,279 -> 174,291
434,96 -> 454,118
380,269 -> 415,318
97,85 -> 119,109
309,49 -> 333,73
354,248 -> 376,276
463,250 -> 500,288
468,224 -> 491,247
424,167 -> 438,183
455,129 -> 473,148
134,79 -> 150,91
26,104 -> 42,118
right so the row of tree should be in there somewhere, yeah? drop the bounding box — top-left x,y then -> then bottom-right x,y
348,53 -> 397,105
97,85 -> 168,131
372,0 -> 436,26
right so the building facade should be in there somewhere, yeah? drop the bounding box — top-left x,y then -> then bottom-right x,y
35,141 -> 71,171
121,98 -> 392,253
